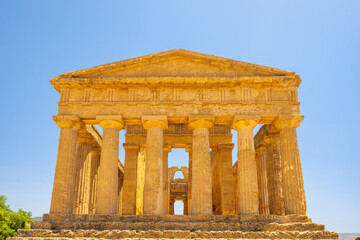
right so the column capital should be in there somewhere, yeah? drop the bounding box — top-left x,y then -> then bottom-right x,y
142,115 -> 168,130
232,115 -> 260,130
188,115 -> 214,129
274,115 -> 304,129
77,129 -> 94,144
53,115 -> 80,129
262,133 -> 280,145
78,135 -> 94,144
96,115 -> 124,130
123,143 -> 139,150
91,147 -> 101,156
163,144 -> 172,153
218,143 -> 234,150
185,143 -> 192,153
90,141 -> 101,148
255,144 -> 267,154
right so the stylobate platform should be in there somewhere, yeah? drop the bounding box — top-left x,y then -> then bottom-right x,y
8,214 -> 338,239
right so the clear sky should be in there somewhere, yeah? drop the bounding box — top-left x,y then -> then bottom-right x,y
0,0 -> 359,233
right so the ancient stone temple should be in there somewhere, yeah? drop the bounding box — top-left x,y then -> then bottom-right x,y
11,49 -> 338,239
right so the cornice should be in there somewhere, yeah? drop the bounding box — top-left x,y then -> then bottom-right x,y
50,75 -> 300,92
57,101 -> 300,107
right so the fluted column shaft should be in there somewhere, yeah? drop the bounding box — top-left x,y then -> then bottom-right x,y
136,148 -> 146,215
189,116 -> 214,215
122,143 -> 139,215
96,118 -> 123,214
163,145 -> 171,214
232,116 -> 260,214
89,149 -> 101,214
50,116 -> 79,214
275,116 -> 306,215
118,172 -> 124,214
169,197 -> 175,215
74,133 -> 93,214
256,145 -> 270,214
218,143 -> 235,215
233,163 -> 238,214
142,115 -> 168,215
183,198 -> 188,215
211,148 -> 221,215
185,144 -> 192,215
264,134 -> 285,215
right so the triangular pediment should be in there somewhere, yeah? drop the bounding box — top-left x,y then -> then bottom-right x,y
57,49 -> 295,79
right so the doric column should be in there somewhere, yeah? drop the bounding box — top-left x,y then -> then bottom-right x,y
118,171 -> 124,214
232,115 -> 260,214
185,144 -> 192,215
218,143 -> 235,215
142,115 -> 168,215
89,148 -> 101,214
50,115 -> 80,214
188,115 -> 214,215
163,144 -> 172,215
73,131 -> 93,214
183,198 -> 188,215
95,116 -> 124,214
136,147 -> 146,215
122,143 -> 139,215
255,144 -> 270,215
169,196 -> 175,215
264,134 -> 285,215
233,163 -> 238,214
274,115 -> 306,215
211,148 -> 221,215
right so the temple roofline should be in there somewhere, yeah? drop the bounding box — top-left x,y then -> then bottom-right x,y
50,49 -> 299,81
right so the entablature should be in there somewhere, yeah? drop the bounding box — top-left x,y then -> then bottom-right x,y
57,102 -> 300,125
55,82 -> 299,104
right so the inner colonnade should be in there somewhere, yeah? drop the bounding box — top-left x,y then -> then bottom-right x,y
50,114 -> 306,217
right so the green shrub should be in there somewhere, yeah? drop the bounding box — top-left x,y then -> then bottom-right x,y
0,195 -> 32,240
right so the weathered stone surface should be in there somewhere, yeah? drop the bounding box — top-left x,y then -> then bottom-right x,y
29,214 -> 325,234
13,228 -> 339,239
255,145 -> 269,215
50,116 -> 80,214
232,116 -> 260,215
41,213 -> 313,223
274,115 -> 306,215
264,133 -> 285,216
32,50 -> 337,240
96,118 -> 123,214
122,143 -> 139,215
189,116 -> 214,215
218,143 -> 235,215
142,115 -> 167,215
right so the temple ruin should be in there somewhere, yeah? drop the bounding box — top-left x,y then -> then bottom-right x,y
11,49 -> 338,239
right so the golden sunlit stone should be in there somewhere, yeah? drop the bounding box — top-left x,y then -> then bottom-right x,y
10,49 -> 338,240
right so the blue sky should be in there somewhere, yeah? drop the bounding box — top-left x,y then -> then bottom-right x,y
0,0 -> 359,233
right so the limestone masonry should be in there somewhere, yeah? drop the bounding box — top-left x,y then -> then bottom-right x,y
9,49 -> 338,239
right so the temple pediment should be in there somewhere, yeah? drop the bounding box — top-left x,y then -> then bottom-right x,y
56,49 -> 295,79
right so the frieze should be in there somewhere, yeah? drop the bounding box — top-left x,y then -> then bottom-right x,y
60,86 -> 296,104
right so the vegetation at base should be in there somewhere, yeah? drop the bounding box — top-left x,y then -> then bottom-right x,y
0,195 -> 33,240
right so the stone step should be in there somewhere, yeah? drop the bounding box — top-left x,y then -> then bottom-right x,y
31,221 -> 325,232
14,229 -> 339,239
41,214 -> 311,224
8,238 -> 340,240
